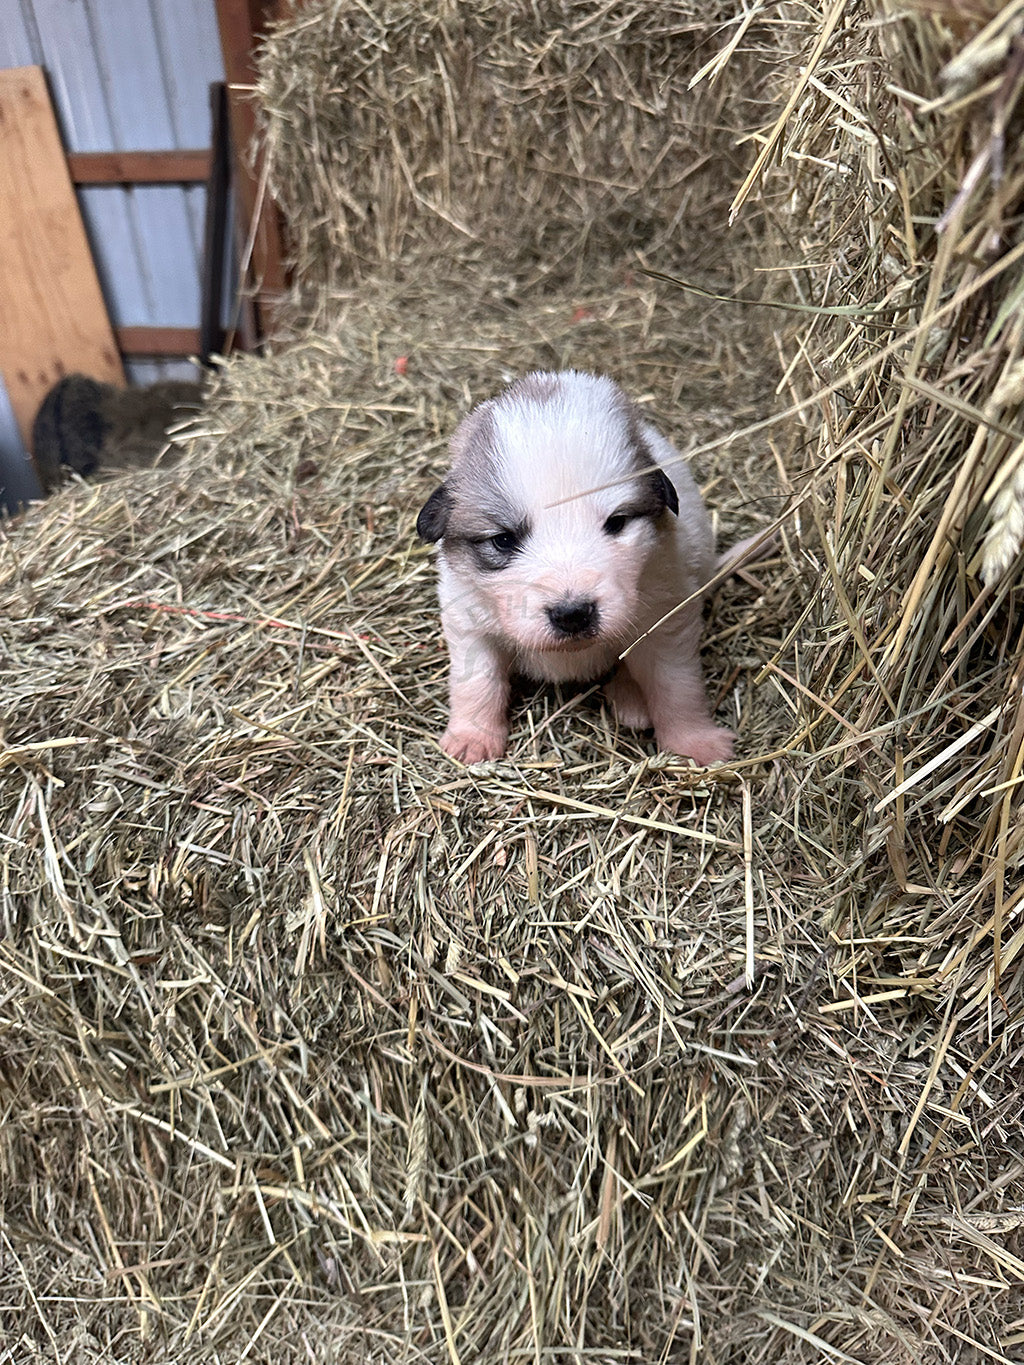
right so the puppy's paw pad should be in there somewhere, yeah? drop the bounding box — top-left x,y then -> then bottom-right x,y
603,674 -> 652,731
440,727 -> 508,764
659,725 -> 735,766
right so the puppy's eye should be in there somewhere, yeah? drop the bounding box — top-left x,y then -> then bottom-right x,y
470,525 -> 526,571
603,513 -> 630,536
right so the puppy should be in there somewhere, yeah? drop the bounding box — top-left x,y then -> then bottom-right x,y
416,370 -> 735,765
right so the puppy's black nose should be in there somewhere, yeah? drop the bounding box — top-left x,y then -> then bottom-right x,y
546,599 -> 599,638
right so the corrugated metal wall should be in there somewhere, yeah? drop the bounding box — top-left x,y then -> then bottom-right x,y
0,0 -> 228,501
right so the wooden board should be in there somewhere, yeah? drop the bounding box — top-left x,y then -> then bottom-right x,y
0,66 -> 124,451
116,326 -> 201,356
214,0 -> 290,342
67,149 -> 212,185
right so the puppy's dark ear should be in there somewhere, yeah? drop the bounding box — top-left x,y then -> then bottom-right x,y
651,466 -> 679,517
628,410 -> 679,519
416,484 -> 452,542
634,430 -> 679,518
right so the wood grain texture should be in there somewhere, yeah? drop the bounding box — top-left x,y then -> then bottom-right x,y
0,66 -> 124,450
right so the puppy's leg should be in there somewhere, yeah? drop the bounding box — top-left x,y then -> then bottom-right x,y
651,665 -> 735,765
441,635 -> 511,763
627,621 -> 734,765
603,668 -> 652,731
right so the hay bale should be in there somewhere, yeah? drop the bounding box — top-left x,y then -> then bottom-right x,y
255,0 -> 772,305
3,3 -> 1024,1363
1,266 -> 794,1362
732,0 -> 1024,1032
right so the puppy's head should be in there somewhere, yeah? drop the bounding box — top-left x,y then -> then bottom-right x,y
417,371 -> 678,653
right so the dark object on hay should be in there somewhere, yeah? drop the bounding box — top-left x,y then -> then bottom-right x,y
31,373 -> 203,491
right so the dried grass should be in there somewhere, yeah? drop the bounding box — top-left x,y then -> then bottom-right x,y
2,2 -> 1024,1363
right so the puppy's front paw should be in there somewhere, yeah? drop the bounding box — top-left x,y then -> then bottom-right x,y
657,722 -> 735,766
440,725 -> 508,764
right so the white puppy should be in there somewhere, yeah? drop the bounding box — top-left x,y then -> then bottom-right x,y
417,370 -> 735,765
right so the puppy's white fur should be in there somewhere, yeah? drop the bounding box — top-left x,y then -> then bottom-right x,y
417,370 -> 734,765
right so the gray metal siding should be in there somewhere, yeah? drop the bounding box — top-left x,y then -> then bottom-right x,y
1,0 -> 227,502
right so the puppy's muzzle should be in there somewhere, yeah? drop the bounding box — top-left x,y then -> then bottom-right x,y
545,598 -> 600,640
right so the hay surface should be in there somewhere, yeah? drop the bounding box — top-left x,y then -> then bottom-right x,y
3,2 -> 1024,1363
